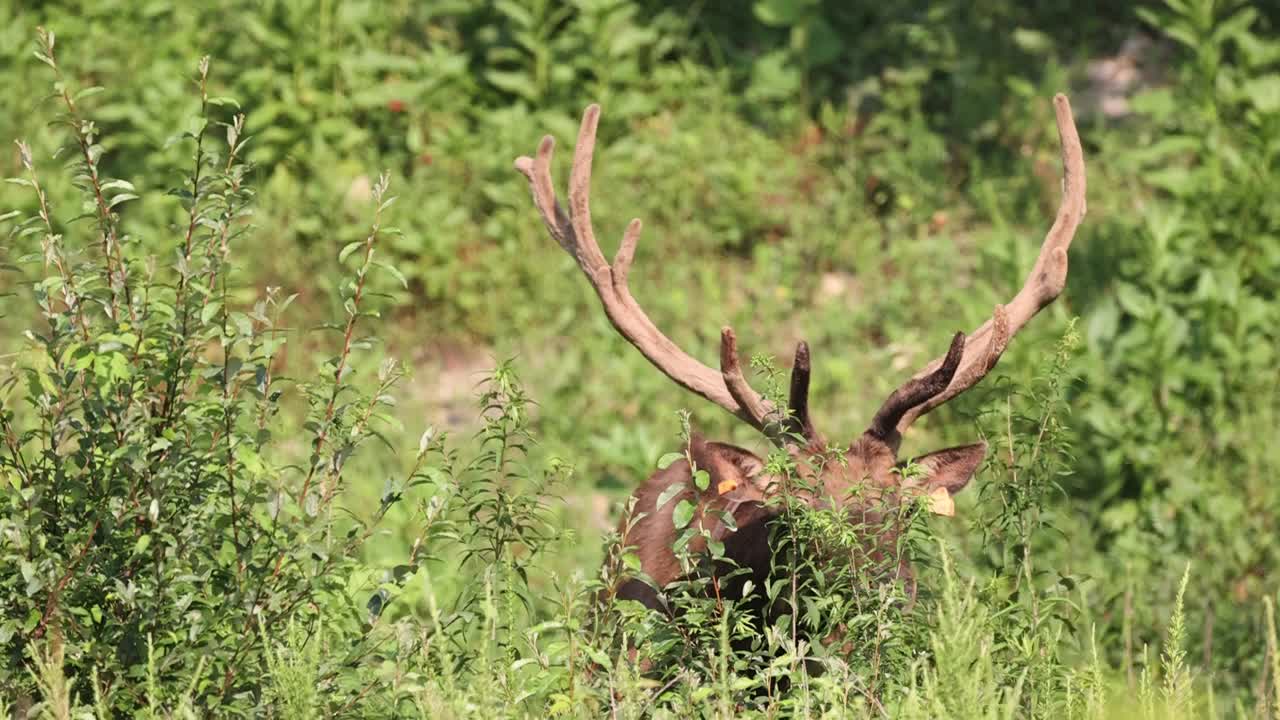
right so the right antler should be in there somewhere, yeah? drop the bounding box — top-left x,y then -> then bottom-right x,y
515,105 -> 815,445
867,93 -> 1087,447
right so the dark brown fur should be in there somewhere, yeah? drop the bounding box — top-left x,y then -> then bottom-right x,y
611,434 -> 987,616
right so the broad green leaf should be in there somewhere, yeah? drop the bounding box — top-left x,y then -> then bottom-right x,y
655,483 -> 683,512
339,240 -> 364,263
107,192 -> 138,209
200,300 -> 223,325
672,499 -> 696,529
656,452 -> 683,469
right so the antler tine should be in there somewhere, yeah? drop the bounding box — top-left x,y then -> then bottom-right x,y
514,136 -> 572,253
721,326 -> 768,422
718,327 -> 778,433
516,105 -> 784,439
888,93 -> 1087,439
868,332 -> 965,441
784,341 -> 822,445
566,105 -> 611,273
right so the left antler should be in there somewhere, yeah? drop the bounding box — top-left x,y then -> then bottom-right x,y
516,105 -> 818,447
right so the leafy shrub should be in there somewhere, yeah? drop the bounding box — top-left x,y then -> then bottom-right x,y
1065,0 -> 1280,694
0,35 -> 412,713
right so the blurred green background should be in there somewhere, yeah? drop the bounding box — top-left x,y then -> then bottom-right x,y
2,0 -> 1279,707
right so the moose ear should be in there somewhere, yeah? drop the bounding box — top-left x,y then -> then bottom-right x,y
900,442 -> 987,515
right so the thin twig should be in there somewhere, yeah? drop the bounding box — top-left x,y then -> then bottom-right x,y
32,519 -> 101,640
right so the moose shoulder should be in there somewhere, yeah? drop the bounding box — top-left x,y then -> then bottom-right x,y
516,95 -> 1086,616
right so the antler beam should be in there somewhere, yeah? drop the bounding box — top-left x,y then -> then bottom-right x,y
878,93 -> 1087,443
517,105 -> 798,441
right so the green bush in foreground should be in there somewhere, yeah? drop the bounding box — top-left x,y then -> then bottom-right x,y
0,32 -> 415,714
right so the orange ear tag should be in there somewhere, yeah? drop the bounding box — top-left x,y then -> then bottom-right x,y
717,479 -> 739,495
927,487 -> 955,517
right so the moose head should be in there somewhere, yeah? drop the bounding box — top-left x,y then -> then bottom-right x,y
516,95 -> 1086,613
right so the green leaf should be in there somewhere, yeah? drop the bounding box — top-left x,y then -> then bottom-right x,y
107,193 -> 139,209
622,551 -> 641,571
73,86 -> 106,102
99,179 -> 135,193
200,300 -> 223,325
1145,166 -> 1197,196
376,260 -> 408,289
754,0 -> 812,26
748,50 -> 802,100
656,452 -> 683,469
485,70 -> 538,101
1244,75 -> 1280,113
800,16 -> 841,66
585,646 -> 613,670
1012,28 -> 1052,54
655,483 -> 684,512
1116,281 -> 1157,317
339,240 -> 364,263
672,499 -> 696,529
692,469 -> 710,491
108,352 -> 130,381
494,0 -> 534,27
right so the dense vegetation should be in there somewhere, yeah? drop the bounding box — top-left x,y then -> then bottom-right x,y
1,0 -> 1278,716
